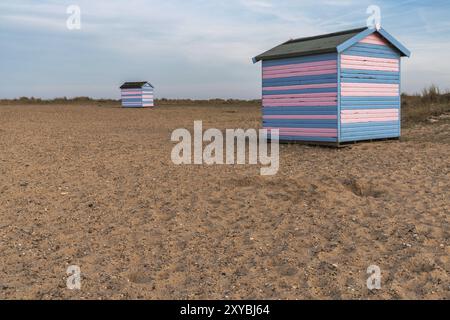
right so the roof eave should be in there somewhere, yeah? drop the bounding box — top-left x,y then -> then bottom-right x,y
336,27 -> 411,57
252,48 -> 337,63
378,28 -> 411,57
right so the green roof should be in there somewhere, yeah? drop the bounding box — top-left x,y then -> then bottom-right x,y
253,27 -> 368,62
120,82 -> 154,89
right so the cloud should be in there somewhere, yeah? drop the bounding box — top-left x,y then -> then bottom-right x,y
0,0 -> 449,98
241,0 -> 273,8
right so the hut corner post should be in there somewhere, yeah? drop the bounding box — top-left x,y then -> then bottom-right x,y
337,52 -> 342,145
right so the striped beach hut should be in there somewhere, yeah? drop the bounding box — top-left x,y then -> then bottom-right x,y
253,27 -> 410,145
120,82 -> 154,108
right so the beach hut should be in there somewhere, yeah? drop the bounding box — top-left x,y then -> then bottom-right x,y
120,82 -> 154,108
253,27 -> 410,145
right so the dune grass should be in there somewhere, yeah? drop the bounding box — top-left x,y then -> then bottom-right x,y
402,85 -> 450,127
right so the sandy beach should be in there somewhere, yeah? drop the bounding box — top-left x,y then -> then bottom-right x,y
0,103 -> 448,299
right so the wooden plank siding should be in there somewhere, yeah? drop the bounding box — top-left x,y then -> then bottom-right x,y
262,53 -> 339,142
339,33 -> 401,142
121,84 -> 154,108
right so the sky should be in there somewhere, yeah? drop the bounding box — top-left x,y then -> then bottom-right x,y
1,0 -> 450,99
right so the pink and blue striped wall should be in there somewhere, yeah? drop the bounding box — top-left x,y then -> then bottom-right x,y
262,53 -> 339,143
339,33 -> 401,142
261,32 -> 402,143
121,84 -> 154,108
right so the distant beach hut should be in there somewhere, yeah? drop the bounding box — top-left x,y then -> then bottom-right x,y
253,27 -> 411,145
120,82 -> 154,108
